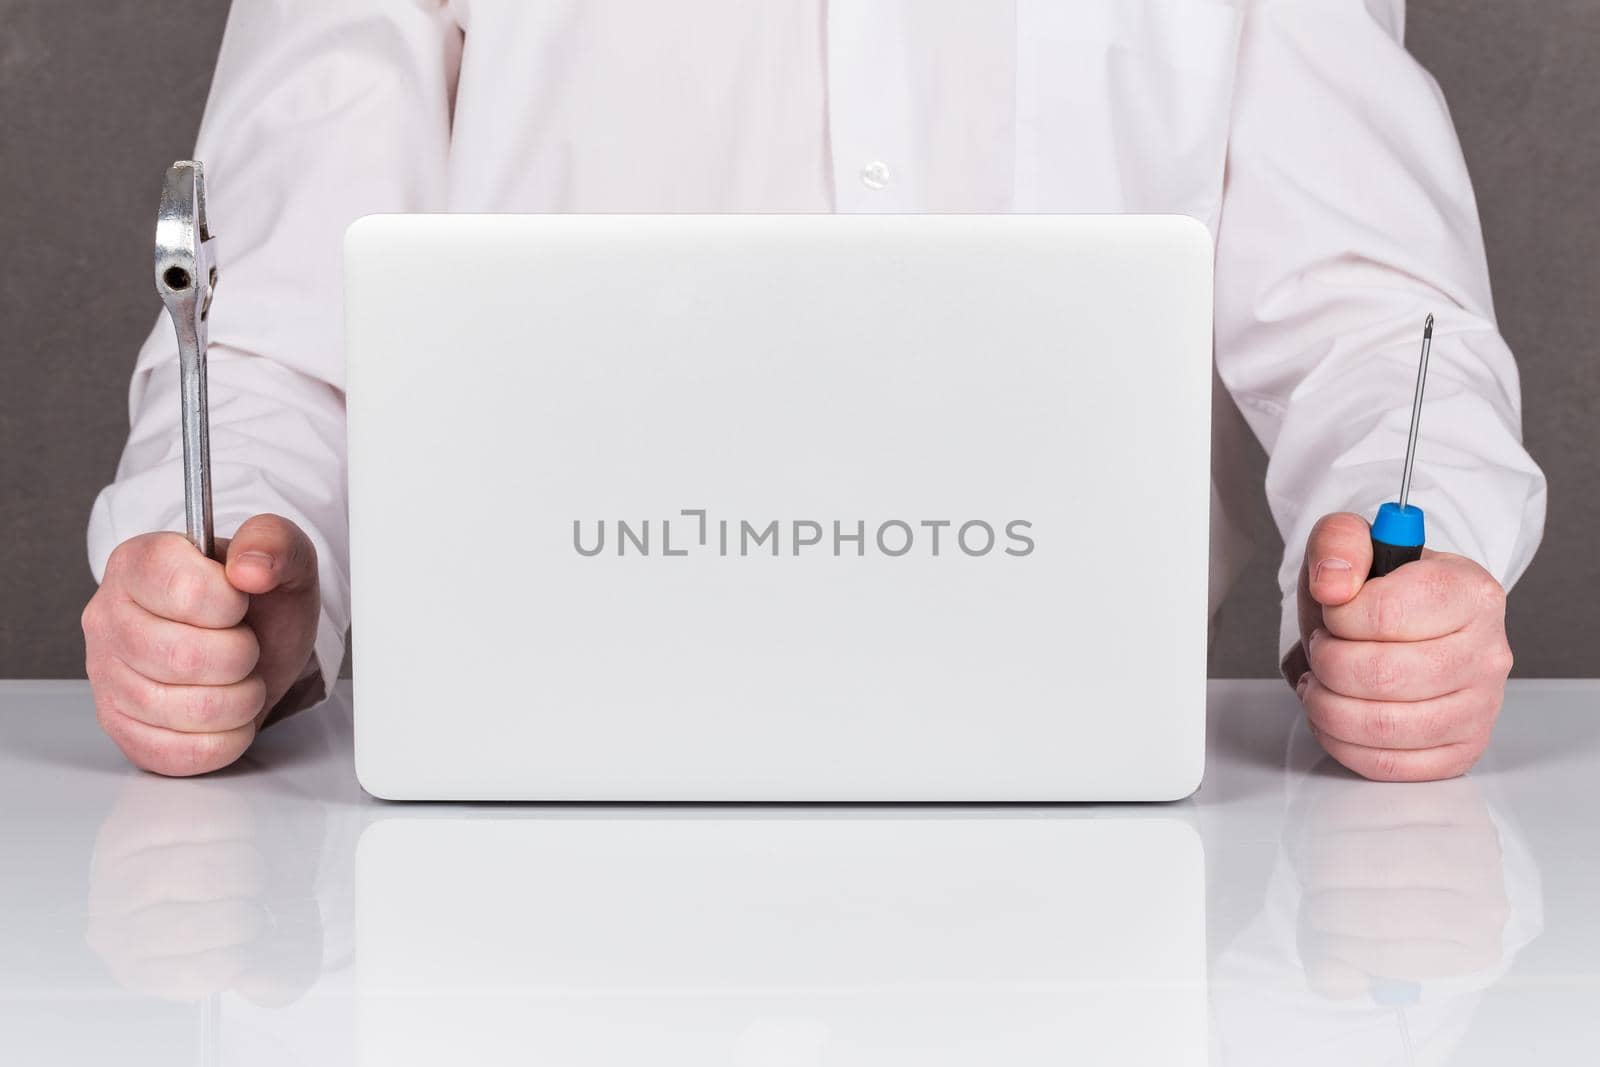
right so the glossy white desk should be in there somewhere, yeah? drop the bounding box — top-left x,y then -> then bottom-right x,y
1,680 -> 1595,1065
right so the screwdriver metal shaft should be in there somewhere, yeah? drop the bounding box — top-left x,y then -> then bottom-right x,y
1367,315 -> 1436,579
1397,314 -> 1434,510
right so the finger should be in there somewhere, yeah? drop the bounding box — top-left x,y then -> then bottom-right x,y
107,598 -> 259,686
1306,626 -> 1498,703
1302,674 -> 1497,750
1300,775 -> 1491,835
90,778 -> 253,866
1322,555 -> 1506,643
1312,930 -> 1503,981
1308,723 -> 1483,782
1299,823 -> 1505,889
1304,888 -> 1510,943
89,840 -> 265,915
1302,955 -> 1373,1001
223,517 -> 323,714
98,655 -> 267,734
109,533 -> 249,629
103,943 -> 255,1002
87,898 -> 268,964
95,698 -> 257,777
225,514 -> 318,596
1305,512 -> 1374,608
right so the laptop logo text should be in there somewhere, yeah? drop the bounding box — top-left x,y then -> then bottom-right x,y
573,509 -> 1035,558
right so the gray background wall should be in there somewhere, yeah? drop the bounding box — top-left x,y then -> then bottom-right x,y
1,0 -> 1595,679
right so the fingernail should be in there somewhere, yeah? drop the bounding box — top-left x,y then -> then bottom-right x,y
1296,672 -> 1311,699
236,551 -> 275,570
1314,558 -> 1352,586
1309,627 -> 1327,646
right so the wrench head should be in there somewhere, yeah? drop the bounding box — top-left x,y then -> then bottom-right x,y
155,160 -> 218,335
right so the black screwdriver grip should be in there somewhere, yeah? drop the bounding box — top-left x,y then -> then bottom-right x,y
1368,538 -> 1423,579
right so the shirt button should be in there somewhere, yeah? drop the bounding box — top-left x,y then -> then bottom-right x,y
860,160 -> 891,190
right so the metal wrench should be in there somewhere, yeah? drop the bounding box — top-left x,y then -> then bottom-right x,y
154,160 -> 219,560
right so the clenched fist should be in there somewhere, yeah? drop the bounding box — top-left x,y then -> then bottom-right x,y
82,514 -> 321,776
1284,512 -> 1514,782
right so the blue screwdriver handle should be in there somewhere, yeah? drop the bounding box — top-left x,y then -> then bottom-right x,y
1371,315 -> 1435,580
1369,501 -> 1425,579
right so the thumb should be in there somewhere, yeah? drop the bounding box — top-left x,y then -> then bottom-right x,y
1304,511 -> 1373,608
224,514 -> 318,596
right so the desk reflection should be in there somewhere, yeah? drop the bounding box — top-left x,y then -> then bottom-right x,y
85,775 -> 328,1005
1213,723 -> 1543,1066
355,816 -> 1207,1066
44,682 -> 1578,1066
81,761 -> 356,1066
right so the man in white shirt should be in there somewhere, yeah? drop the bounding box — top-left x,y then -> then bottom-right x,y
80,1 -> 1545,782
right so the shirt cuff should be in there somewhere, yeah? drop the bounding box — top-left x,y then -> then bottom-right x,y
1277,589 -> 1300,669
310,607 -> 346,707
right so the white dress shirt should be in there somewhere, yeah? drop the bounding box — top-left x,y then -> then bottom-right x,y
89,0 -> 1547,699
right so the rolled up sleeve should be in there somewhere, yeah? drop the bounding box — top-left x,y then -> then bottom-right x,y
1213,0 -> 1547,660
87,0 -> 463,699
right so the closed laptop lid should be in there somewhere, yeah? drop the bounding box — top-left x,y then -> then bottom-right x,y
345,214 -> 1212,800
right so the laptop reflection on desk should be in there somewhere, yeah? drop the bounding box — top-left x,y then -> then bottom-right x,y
355,814 -> 1205,1066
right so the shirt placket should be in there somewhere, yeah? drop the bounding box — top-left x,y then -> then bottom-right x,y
825,0 -> 922,213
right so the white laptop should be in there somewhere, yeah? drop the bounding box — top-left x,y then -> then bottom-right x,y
345,214 -> 1212,801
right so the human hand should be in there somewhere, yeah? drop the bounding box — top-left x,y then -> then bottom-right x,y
1282,513 -> 1513,782
82,514 -> 321,775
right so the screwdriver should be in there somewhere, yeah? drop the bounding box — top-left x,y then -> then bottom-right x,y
1371,976 -> 1420,1067
1368,315 -> 1433,579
